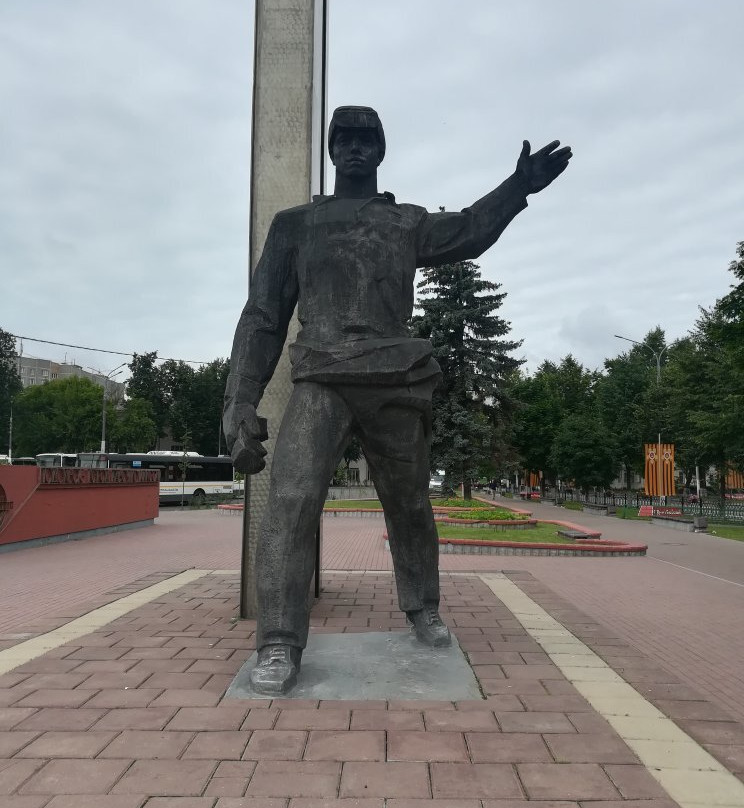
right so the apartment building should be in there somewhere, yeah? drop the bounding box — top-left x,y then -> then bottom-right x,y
17,357 -> 125,398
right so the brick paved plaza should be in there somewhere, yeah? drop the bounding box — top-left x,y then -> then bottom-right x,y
0,501 -> 743,806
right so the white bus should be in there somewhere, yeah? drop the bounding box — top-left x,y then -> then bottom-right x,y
78,451 -> 237,504
35,453 -> 79,468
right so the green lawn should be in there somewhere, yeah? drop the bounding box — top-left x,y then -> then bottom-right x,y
437,522 -> 570,544
614,506 -> 652,521
707,523 -> 744,542
560,501 -> 584,512
324,499 -> 383,509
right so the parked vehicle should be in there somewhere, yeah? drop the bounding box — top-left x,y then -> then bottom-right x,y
429,473 -> 445,495
78,451 -> 237,505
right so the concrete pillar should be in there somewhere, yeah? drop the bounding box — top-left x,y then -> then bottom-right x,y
241,0 -> 327,618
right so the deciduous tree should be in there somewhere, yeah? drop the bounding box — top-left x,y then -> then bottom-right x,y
127,352 -> 168,440
550,410 -> 618,493
13,376 -> 104,456
510,355 -> 596,489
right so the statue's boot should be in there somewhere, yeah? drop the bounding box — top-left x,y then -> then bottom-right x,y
407,607 -> 451,647
249,644 -> 302,694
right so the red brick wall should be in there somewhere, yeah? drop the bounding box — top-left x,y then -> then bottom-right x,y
0,466 -> 159,546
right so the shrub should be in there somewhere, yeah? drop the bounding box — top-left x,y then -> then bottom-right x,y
561,500 -> 584,511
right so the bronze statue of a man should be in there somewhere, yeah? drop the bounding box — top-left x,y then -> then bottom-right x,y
224,106 -> 572,694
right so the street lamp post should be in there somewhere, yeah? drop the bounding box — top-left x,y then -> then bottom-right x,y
613,334 -> 668,384
91,364 -> 126,453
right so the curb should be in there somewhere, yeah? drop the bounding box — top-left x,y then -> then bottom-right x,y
383,534 -> 647,557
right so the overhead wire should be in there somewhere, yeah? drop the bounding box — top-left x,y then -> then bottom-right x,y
10,334 -> 211,365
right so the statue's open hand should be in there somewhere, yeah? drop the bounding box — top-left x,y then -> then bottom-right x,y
516,140 -> 572,193
224,403 -> 269,475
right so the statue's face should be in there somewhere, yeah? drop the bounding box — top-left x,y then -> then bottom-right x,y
331,128 -> 382,178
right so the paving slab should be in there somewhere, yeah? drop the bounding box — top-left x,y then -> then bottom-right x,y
227,632 -> 482,702
1,510 -> 744,805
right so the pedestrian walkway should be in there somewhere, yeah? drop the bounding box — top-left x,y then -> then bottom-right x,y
0,508 -> 742,805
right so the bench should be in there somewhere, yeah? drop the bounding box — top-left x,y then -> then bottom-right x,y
582,503 -> 616,516
557,528 -> 602,541
650,514 -> 696,532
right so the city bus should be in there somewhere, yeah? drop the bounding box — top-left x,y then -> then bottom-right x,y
35,453 -> 79,468
78,451 -> 237,504
11,457 -> 38,466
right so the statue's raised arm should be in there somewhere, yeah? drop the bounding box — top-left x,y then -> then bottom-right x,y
415,138 -> 573,267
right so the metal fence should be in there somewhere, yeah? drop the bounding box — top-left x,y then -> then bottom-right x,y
552,490 -> 744,524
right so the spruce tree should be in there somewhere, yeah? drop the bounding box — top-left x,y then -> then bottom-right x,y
411,260 -> 522,499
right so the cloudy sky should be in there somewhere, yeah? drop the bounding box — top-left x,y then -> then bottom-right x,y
2,0 -> 743,379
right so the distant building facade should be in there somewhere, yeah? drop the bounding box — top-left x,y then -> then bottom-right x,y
17,357 -> 125,399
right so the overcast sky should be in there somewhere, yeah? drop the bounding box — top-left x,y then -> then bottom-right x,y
2,0 -> 743,380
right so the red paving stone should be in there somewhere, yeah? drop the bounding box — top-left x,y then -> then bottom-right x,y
0,509 -> 743,803
429,762 -> 523,799
339,761 -> 429,798
18,758 -> 132,795
246,760 -> 341,798
111,759 -> 217,795
303,730 -> 385,761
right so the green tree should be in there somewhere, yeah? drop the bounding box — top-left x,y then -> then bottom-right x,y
342,435 -> 363,485
412,260 -> 522,499
550,411 -> 618,493
659,336 -> 713,489
182,359 -> 230,455
718,240 -> 744,333
127,354 -> 229,455
127,352 -> 168,441
160,360 -> 196,446
684,308 -> 743,501
704,241 -> 744,473
0,328 -> 22,455
596,327 -> 666,488
510,355 -> 596,489
510,361 -> 561,486
13,376 -> 105,456
658,243 -> 744,501
109,397 -> 157,453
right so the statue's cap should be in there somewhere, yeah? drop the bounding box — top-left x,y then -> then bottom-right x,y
328,106 -> 385,160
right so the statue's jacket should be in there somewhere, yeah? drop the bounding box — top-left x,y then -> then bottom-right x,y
226,173 -> 531,410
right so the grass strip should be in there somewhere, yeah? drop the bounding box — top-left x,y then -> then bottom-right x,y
707,523 -> 744,541
324,499 -> 383,509
437,522 -> 570,544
